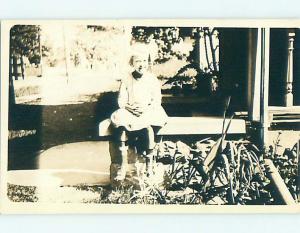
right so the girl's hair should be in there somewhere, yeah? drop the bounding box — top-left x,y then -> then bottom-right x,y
129,41 -> 156,69
129,54 -> 151,66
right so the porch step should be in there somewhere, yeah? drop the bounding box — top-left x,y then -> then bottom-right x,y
269,106 -> 300,114
99,117 -> 246,137
272,119 -> 300,123
234,108 -> 300,124
269,106 -> 300,124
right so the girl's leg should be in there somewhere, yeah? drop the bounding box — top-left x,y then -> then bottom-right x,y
115,127 -> 128,181
145,126 -> 155,177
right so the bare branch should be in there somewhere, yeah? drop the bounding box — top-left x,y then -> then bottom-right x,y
213,45 -> 219,52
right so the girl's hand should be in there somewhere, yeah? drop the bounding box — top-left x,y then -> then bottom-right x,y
133,103 -> 145,114
126,103 -> 148,117
133,103 -> 149,115
125,104 -> 141,116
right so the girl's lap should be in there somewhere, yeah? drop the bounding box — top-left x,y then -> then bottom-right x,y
111,107 -> 168,131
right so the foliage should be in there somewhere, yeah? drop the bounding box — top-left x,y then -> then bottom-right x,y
132,27 -> 219,70
10,25 -> 41,65
121,98 -> 274,205
268,132 -> 299,200
155,138 -> 273,205
7,183 -> 38,202
69,26 -> 126,70
132,27 -> 220,95
132,27 -> 189,63
163,62 -> 219,95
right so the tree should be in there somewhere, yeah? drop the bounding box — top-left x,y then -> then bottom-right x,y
202,27 -> 219,73
131,26 -> 219,73
10,25 -> 41,80
131,27 -> 184,63
132,27 -> 220,95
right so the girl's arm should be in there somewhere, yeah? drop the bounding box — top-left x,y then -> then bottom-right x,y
118,81 -> 139,115
118,81 -> 128,108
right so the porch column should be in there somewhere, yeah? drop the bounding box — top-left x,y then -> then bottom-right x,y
248,28 -> 270,149
284,31 -> 295,107
248,28 -> 261,122
259,28 -> 270,150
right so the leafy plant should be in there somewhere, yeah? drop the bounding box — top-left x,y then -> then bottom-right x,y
268,132 -> 299,201
163,62 -> 219,96
153,97 -> 274,205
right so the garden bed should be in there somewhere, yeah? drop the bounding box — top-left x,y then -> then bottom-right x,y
7,136 -> 299,205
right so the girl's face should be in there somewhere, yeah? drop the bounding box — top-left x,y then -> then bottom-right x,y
132,55 -> 148,74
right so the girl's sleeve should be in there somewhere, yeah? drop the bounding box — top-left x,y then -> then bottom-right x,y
118,81 -> 128,108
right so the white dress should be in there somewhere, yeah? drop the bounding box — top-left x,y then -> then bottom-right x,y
111,71 -> 168,131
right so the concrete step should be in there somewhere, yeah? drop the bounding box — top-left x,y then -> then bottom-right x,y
7,169 -> 110,187
99,116 -> 246,137
157,117 -> 246,135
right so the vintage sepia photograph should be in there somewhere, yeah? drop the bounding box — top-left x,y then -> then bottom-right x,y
1,20 -> 300,213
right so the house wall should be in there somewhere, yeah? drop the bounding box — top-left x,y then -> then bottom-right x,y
264,28 -> 300,107
293,29 -> 300,106
220,28 -> 300,111
269,29 -> 288,106
219,28 -> 250,111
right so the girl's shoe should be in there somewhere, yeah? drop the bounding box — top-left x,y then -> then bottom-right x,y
145,154 -> 154,177
114,144 -> 129,181
114,164 -> 127,181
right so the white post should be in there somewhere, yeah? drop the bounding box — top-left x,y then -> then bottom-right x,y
285,32 -> 295,107
249,28 -> 262,122
260,28 -> 270,150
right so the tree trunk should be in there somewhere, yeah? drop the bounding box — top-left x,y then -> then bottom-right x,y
9,51 -> 16,105
12,56 -> 18,80
194,33 -> 201,70
203,31 -> 211,70
208,29 -> 218,72
20,54 -> 25,80
39,31 -> 43,77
